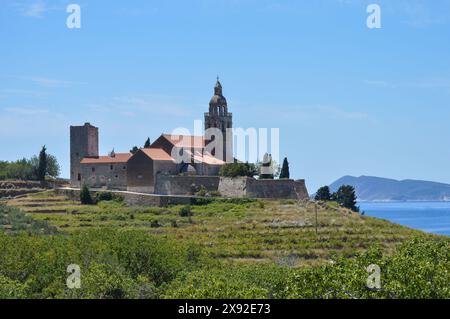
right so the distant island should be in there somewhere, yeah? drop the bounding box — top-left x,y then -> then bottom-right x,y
329,175 -> 450,202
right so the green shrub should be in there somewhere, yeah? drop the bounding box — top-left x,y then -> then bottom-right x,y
284,238 -> 450,299
179,206 -> 192,217
0,203 -> 57,235
162,264 -> 290,299
0,229 -> 201,298
0,275 -> 29,299
219,163 -> 257,178
95,192 -> 124,203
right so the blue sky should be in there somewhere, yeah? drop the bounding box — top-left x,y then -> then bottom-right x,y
1,0 -> 450,192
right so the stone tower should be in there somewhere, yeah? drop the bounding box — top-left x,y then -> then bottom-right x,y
204,78 -> 233,162
70,123 -> 99,186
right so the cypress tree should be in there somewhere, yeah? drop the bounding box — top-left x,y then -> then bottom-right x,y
144,138 -> 151,148
279,157 -> 290,179
37,146 -> 47,182
80,184 -> 93,205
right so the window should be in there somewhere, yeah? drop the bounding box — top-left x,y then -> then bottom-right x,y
110,165 -> 114,170
77,174 -> 81,181
91,167 -> 95,172
123,166 -> 126,170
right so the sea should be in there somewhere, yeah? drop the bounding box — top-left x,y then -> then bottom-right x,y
358,201 -> 450,237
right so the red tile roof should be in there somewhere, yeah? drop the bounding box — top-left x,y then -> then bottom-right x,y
141,148 -> 174,161
80,153 -> 132,164
186,150 -> 225,165
162,134 -> 205,148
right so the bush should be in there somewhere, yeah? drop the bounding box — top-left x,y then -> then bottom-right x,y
0,229 -> 201,298
194,186 -> 221,198
0,275 -> 28,299
162,264 -> 290,299
179,206 -> 192,217
219,163 -> 257,178
0,203 -> 57,235
95,192 -> 124,203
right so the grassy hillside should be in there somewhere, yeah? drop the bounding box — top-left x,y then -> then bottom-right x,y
1,191 -> 448,299
6,191 -> 435,266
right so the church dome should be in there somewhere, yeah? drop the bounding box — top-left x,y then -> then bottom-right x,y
209,77 -> 227,107
209,94 -> 227,107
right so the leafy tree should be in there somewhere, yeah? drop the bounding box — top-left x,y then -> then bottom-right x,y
279,157 -> 290,179
30,153 -> 60,179
37,146 -> 47,181
0,158 -> 35,180
332,185 -> 359,212
130,146 -> 139,154
80,184 -> 93,205
46,154 -> 61,178
219,162 -> 257,178
315,186 -> 332,201
144,138 -> 151,148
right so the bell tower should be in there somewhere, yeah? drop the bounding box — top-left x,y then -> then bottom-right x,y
204,77 -> 233,162
70,123 -> 99,187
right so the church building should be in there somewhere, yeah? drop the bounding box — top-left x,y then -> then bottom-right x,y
70,79 -> 233,192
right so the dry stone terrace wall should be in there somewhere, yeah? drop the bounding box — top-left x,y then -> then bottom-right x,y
0,180 -> 69,199
55,188 -> 191,207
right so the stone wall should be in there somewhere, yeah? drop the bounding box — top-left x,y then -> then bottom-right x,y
247,178 -> 309,200
55,188 -> 191,207
217,177 -> 247,197
155,175 -> 220,195
153,175 -> 309,200
80,163 -> 127,191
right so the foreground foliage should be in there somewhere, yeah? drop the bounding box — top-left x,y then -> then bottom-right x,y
0,228 -> 448,299
2,193 -> 449,299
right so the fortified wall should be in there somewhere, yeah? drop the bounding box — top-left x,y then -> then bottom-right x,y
155,175 -> 309,200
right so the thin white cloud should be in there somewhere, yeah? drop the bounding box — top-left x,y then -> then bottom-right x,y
85,94 -> 193,118
21,76 -> 85,88
4,106 -> 49,115
364,78 -> 450,90
11,0 -> 49,18
316,105 -> 369,120
0,89 -> 47,98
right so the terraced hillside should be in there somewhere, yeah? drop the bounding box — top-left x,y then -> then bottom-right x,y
6,191 -> 434,267
0,180 -> 47,198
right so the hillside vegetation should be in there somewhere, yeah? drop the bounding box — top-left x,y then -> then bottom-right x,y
1,191 -> 449,299
6,191 -> 432,266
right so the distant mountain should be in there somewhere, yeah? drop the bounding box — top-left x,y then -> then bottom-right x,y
329,176 -> 450,202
